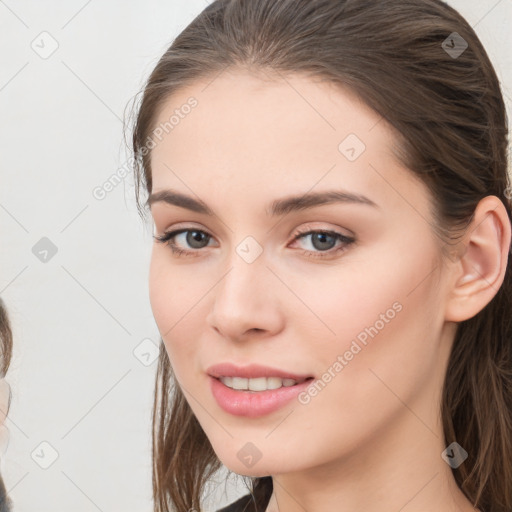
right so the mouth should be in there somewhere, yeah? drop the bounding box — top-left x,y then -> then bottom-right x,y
211,375 -> 315,393
209,375 -> 315,417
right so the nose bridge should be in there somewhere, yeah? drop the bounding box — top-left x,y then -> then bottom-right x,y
217,239 -> 268,309
207,237 -> 280,337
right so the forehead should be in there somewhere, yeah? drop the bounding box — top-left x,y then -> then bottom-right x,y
152,68 -> 389,144
149,68 -> 405,203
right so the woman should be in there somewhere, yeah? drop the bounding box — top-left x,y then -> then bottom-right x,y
0,298 -> 13,511
128,0 -> 512,511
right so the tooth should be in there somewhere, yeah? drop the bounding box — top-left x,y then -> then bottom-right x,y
220,376 -> 300,391
266,377 -> 283,390
231,377 -> 248,390
248,377 -> 267,391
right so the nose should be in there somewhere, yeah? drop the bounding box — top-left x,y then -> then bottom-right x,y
205,251 -> 284,342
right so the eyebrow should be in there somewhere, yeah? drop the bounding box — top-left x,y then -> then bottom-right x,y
146,188 -> 379,216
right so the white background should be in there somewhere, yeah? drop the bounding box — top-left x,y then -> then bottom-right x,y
1,1 -> 511,511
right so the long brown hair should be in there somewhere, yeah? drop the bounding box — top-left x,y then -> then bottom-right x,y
0,298 -> 12,380
0,298 -> 14,511
127,1 -> 512,510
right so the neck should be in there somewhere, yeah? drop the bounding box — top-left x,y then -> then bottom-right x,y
264,406 -> 478,512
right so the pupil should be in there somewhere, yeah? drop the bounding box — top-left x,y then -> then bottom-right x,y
188,231 -> 207,248
313,233 -> 335,251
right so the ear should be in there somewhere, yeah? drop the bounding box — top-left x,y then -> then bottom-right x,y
444,195 -> 511,322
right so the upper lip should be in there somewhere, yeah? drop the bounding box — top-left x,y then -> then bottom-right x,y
207,362 -> 314,382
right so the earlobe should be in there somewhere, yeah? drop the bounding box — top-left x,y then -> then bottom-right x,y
445,195 -> 511,322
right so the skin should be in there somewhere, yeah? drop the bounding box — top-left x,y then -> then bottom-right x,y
147,68 -> 511,512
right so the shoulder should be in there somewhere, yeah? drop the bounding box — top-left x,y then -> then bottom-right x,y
216,493 -> 258,512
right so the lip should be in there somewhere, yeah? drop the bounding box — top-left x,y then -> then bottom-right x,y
206,362 -> 315,418
206,362 -> 313,382
209,375 -> 314,417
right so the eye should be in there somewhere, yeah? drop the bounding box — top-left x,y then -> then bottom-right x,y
290,228 -> 355,259
153,226 -> 355,260
153,228 -> 213,257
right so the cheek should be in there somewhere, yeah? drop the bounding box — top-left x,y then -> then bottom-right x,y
148,250 -> 171,331
300,234 -> 440,351
291,245 -> 443,434
149,249 -> 189,328
281,243 -> 417,352
148,249 -> 209,364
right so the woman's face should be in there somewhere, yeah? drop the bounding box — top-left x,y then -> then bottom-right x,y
148,69 -> 456,476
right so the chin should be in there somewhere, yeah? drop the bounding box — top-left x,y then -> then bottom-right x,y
231,466 -> 273,478
218,456 -> 284,478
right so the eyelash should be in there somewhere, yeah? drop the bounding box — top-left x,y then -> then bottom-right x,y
153,226 -> 355,260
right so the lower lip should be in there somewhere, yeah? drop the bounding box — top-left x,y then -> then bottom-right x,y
209,376 -> 313,418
